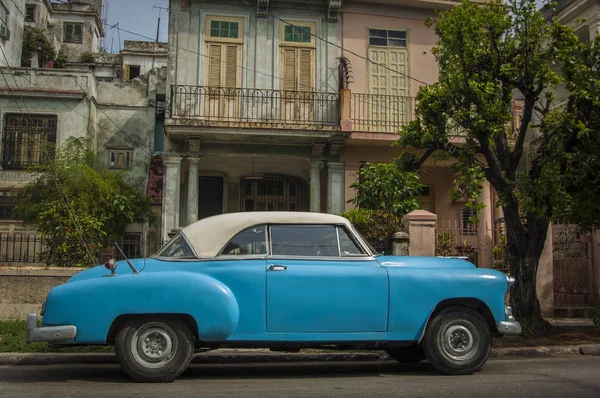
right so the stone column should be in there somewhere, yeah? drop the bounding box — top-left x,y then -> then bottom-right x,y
392,232 -> 410,256
310,160 -> 322,212
590,19 -> 600,42
186,157 -> 200,226
403,210 -> 438,257
327,162 -> 345,215
161,156 -> 182,241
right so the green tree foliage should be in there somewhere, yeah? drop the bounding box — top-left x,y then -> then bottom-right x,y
348,162 -> 424,216
15,138 -> 155,267
21,27 -> 55,67
342,208 -> 404,254
397,0 -> 600,329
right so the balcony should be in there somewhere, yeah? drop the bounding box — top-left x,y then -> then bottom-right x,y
168,85 -> 341,131
350,93 -> 416,134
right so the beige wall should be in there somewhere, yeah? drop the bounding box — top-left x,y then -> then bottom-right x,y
341,4 -> 439,96
0,267 -> 80,320
341,144 -> 477,223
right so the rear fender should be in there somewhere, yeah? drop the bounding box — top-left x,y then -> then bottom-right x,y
42,271 -> 240,344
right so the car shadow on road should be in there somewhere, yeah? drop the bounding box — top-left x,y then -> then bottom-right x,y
0,361 -> 440,383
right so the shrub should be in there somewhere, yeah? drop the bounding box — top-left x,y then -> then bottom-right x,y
342,208 -> 404,254
78,52 -> 95,63
348,162 -> 424,216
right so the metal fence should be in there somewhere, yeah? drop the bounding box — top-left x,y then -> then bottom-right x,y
552,223 -> 594,308
0,233 -> 165,266
169,85 -> 340,128
435,220 -> 509,273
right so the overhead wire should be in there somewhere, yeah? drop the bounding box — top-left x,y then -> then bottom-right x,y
0,48 -> 97,263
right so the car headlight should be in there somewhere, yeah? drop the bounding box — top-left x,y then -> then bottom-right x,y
40,298 -> 46,316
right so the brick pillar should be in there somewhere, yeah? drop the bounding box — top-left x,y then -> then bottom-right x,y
403,210 -> 437,257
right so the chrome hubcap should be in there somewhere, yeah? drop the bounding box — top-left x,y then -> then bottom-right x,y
131,323 -> 177,368
440,322 -> 476,361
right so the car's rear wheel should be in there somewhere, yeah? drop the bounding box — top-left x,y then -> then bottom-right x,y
422,307 -> 491,375
115,317 -> 195,382
385,345 -> 426,363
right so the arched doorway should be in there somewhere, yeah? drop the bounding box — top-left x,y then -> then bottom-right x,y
242,174 -> 309,212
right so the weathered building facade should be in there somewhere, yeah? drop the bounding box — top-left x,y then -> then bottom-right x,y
162,0 -> 497,242
0,0 -> 166,246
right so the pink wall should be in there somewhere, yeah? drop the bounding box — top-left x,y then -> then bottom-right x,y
341,7 -> 440,96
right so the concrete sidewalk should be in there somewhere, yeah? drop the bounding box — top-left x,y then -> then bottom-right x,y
1,345 -> 599,366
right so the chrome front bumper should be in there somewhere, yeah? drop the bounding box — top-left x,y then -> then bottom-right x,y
25,314 -> 77,343
497,306 -> 522,335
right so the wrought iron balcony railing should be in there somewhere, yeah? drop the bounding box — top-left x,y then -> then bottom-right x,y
351,93 -> 416,134
169,85 -> 341,128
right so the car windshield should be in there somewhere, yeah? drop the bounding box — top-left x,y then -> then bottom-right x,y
351,226 -> 380,255
154,234 -> 196,258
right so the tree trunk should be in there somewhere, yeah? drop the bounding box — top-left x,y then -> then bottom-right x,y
503,208 -> 550,331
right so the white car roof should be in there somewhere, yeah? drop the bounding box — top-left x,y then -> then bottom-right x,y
180,211 -> 355,258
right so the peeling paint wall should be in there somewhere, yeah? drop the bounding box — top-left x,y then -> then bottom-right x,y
0,0 -> 25,67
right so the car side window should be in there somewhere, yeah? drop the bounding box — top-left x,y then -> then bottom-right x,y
156,235 -> 196,258
270,225 -> 339,257
337,227 -> 366,256
220,225 -> 267,255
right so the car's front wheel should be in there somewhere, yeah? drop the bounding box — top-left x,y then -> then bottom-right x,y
115,317 -> 195,382
422,307 -> 491,375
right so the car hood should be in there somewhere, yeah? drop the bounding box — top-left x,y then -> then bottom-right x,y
377,256 -> 477,269
67,258 -> 149,283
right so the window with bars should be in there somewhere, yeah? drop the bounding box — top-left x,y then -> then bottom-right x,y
205,16 -> 243,89
369,29 -> 407,47
108,148 -> 133,169
0,194 -> 18,220
25,5 -> 35,22
461,207 -> 478,235
1,113 -> 57,169
64,22 -> 83,43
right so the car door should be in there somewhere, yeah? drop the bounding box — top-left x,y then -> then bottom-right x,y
266,224 -> 389,334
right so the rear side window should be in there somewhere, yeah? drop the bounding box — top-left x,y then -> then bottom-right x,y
270,225 -> 339,257
156,235 -> 196,258
220,225 -> 267,256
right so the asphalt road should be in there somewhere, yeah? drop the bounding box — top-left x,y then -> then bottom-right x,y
0,357 -> 599,398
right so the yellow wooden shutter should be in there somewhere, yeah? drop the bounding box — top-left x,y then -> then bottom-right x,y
208,44 -> 222,87
298,49 -> 313,91
283,48 -> 297,91
224,45 -> 238,88
123,64 -> 131,81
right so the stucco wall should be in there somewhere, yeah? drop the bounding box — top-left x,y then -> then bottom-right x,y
0,267 -> 81,320
341,2 -> 439,96
167,0 -> 341,92
0,0 -> 25,67
123,54 -> 167,76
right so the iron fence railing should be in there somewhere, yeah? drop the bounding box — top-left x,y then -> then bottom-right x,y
169,85 -> 340,127
0,233 -> 165,266
351,93 -> 415,134
435,220 -> 508,273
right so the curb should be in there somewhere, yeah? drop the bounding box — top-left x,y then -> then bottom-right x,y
0,345 -> 599,366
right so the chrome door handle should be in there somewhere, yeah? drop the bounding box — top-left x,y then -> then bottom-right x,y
268,264 -> 288,271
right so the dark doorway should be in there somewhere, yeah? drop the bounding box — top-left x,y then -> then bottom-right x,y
242,175 -> 309,212
198,176 -> 224,219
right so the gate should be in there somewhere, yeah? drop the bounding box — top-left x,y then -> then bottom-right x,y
553,224 -> 594,308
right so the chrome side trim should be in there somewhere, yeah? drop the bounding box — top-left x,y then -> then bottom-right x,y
26,314 -> 77,343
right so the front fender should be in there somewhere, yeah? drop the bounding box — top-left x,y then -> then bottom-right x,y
42,272 -> 240,344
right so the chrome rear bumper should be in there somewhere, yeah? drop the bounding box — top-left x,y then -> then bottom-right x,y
25,314 -> 77,343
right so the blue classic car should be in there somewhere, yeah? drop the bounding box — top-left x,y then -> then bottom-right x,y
26,212 -> 521,382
